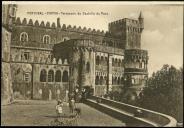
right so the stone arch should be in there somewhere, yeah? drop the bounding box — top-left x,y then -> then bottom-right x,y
48,69 -> 54,82
43,35 -> 51,44
62,70 -> 69,82
20,32 -> 28,42
55,70 -> 61,82
40,69 -> 47,82
95,75 -> 100,85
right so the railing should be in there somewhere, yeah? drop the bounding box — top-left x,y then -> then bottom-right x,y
124,68 -> 147,73
95,44 -> 124,55
88,96 -> 177,127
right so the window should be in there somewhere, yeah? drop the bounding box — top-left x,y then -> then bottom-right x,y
48,70 -> 54,82
118,77 -> 121,85
62,70 -> 68,82
43,35 -> 50,44
40,69 -> 47,82
24,73 -> 30,82
9,6 -> 16,17
95,76 -> 99,85
55,70 -> 61,82
100,76 -> 103,85
20,32 -> 28,42
96,56 -> 100,65
112,58 -> 114,66
48,54 -> 53,59
23,52 -> 30,61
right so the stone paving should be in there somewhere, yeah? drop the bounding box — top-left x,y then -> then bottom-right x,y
1,100 -> 126,126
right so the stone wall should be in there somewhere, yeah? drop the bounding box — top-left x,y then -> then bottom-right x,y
12,17 -> 123,48
1,27 -> 13,105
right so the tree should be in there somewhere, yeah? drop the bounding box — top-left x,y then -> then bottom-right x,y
136,65 -> 183,122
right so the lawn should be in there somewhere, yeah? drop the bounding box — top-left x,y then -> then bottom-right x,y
1,100 -> 125,126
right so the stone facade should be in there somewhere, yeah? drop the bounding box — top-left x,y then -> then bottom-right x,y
1,4 -> 17,105
2,4 -> 148,101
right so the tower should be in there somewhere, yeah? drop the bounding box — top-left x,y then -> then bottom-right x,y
124,49 -> 148,101
108,12 -> 144,49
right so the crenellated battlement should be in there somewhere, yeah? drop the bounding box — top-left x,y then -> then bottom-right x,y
14,17 -> 107,36
109,18 -> 140,28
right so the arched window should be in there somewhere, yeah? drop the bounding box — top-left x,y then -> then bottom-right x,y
100,76 -> 103,85
104,76 -> 107,85
86,62 -> 90,72
118,77 -> 121,85
96,56 -> 100,65
112,58 -> 114,66
55,70 -> 61,82
48,70 -> 54,82
40,69 -> 47,82
43,35 -> 50,44
95,76 -> 99,85
20,32 -> 28,42
62,70 -> 68,82
101,56 -> 104,65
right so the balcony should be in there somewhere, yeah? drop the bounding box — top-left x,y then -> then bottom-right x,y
124,68 -> 147,74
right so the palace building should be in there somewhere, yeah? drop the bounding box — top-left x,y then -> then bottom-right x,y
2,4 -> 148,103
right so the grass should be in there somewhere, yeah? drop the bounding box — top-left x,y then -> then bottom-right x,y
1,100 -> 125,126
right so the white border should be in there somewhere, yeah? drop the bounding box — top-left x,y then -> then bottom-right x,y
2,1 -> 184,5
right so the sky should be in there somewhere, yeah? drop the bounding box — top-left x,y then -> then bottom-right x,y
7,2 -> 183,76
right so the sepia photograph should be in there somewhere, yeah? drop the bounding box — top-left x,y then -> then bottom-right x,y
1,1 -> 183,127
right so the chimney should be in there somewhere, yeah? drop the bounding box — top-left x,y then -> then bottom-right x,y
57,18 -> 61,28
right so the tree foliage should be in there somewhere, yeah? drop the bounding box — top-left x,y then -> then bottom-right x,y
136,64 -> 183,122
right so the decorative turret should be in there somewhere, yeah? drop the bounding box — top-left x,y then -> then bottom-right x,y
123,49 -> 148,101
138,11 -> 144,32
